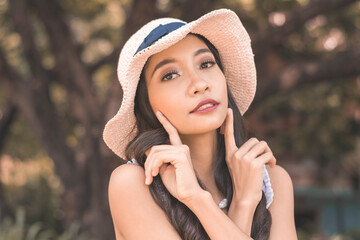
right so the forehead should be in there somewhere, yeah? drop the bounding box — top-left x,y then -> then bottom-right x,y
145,34 -> 209,71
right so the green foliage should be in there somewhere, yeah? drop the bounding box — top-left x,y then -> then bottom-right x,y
1,0 -> 359,237
5,175 -> 57,227
0,208 -> 88,240
342,227 -> 360,240
297,228 -> 314,240
61,0 -> 108,19
297,227 -> 360,240
1,114 -> 42,160
1,155 -> 65,236
257,78 -> 360,184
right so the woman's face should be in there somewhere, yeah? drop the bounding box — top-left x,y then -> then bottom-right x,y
144,34 -> 228,136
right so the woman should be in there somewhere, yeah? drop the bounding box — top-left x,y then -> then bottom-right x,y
104,9 -> 297,240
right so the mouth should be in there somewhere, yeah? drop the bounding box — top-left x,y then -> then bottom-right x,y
190,103 -> 219,114
190,98 -> 219,113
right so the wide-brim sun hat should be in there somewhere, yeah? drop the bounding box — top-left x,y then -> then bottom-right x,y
103,8 -> 257,160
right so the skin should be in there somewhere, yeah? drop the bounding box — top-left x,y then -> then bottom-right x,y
144,34 -> 228,203
108,34 -> 297,239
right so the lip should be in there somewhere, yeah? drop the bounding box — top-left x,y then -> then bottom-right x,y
190,98 -> 219,113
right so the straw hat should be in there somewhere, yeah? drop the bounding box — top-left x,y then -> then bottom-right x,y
103,8 -> 257,160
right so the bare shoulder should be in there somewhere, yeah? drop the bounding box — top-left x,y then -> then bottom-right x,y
109,162 -> 146,187
265,165 -> 298,239
266,165 -> 293,192
265,165 -> 294,210
108,163 -> 181,240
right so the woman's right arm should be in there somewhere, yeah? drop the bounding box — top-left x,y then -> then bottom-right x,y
109,111 -> 255,239
109,163 -> 253,240
108,164 -> 182,240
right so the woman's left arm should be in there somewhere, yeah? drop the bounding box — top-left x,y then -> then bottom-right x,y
227,165 -> 297,239
266,165 -> 297,239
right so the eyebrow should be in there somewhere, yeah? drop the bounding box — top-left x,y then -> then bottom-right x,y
151,48 -> 212,78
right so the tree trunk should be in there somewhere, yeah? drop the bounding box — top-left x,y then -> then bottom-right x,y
0,0 -> 359,239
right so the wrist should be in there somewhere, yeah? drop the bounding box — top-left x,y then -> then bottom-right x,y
182,189 -> 211,209
231,197 -> 259,211
228,199 -> 258,236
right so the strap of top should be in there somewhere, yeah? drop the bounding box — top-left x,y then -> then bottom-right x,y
127,158 -> 274,209
262,165 -> 274,209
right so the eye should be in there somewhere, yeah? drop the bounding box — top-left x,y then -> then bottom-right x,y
200,59 -> 216,69
161,71 -> 179,81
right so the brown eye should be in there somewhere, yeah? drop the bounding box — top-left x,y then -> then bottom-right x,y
200,60 -> 216,69
161,71 -> 178,81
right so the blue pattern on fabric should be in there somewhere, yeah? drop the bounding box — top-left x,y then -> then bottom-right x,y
134,22 -> 186,56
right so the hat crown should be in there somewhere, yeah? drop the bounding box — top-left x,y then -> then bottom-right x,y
116,17 -> 187,116
118,17 -> 186,80
135,22 -> 186,55
103,9 -> 257,160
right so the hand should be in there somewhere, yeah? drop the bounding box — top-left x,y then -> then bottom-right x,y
223,108 -> 276,205
144,111 -> 203,204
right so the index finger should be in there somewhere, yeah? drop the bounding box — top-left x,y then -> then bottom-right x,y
224,108 -> 237,157
156,111 -> 182,145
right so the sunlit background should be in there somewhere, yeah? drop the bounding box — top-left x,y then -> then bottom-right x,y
0,0 -> 359,239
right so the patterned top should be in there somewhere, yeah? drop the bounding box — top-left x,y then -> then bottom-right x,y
127,158 -> 274,209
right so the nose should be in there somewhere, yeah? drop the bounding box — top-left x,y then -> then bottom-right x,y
188,72 -> 210,95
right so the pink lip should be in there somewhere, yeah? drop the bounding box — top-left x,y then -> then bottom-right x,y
191,104 -> 219,114
190,98 -> 219,113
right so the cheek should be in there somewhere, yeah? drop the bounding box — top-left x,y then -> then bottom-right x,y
215,73 -> 227,98
149,92 -> 189,131
148,88 -> 180,116
222,79 -> 228,100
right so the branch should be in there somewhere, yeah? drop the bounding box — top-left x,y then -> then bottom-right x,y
102,0 -> 159,121
6,1 -> 88,188
0,101 -> 17,155
253,0 -> 359,56
90,0 -> 160,74
217,0 -> 254,28
0,49 -> 77,189
180,0 -> 215,21
9,0 -> 48,84
252,48 -> 360,107
0,50 -> 90,221
29,0 -> 101,125
0,101 -> 17,219
0,180 -> 10,219
90,0 -> 217,74
89,47 -> 120,74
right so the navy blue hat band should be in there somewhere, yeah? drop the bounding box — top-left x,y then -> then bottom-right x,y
134,22 -> 186,56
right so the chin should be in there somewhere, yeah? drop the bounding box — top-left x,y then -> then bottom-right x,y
181,122 -> 223,135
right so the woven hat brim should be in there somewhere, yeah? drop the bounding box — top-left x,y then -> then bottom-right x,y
103,9 -> 256,160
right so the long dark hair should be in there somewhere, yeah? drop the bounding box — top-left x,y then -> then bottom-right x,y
125,33 -> 271,239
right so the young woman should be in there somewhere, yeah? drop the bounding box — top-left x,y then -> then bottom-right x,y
104,9 -> 297,240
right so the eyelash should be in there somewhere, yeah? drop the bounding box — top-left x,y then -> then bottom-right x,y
161,59 -> 216,82
200,59 -> 216,69
161,70 -> 178,82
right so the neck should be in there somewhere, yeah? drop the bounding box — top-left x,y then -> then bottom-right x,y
180,130 -> 218,187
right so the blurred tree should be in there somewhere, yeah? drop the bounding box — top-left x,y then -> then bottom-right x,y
0,0 -> 359,239
0,101 -> 16,218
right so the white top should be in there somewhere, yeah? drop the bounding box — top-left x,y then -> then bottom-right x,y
127,158 -> 274,209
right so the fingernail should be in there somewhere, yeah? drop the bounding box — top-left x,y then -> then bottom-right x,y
145,177 -> 149,185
